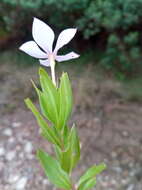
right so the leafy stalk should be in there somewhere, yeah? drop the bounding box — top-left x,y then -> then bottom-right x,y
25,67 -> 106,190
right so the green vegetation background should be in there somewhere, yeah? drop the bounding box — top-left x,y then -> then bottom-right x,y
1,0 -> 142,78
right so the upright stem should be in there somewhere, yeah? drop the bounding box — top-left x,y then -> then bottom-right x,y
51,62 -> 56,86
49,54 -> 56,86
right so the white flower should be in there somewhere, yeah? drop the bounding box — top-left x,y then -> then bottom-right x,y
19,17 -> 80,67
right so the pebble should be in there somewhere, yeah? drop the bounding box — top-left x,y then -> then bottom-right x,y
6,151 -> 16,161
3,128 -> 13,136
8,175 -> 19,183
111,151 -> 117,158
122,130 -> 129,137
12,122 -> 21,128
121,178 -> 129,185
127,184 -> 134,190
19,152 -> 24,159
111,179 -> 117,185
42,179 -> 50,185
15,177 -> 28,189
0,161 -> 4,171
27,154 -> 34,160
0,147 -> 5,156
8,137 -> 15,143
94,117 -> 100,123
112,166 -> 122,173
24,142 -> 33,153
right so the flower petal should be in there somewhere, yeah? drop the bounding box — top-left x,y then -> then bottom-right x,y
39,59 -> 50,67
32,17 -> 55,53
54,28 -> 77,53
55,52 -> 80,62
19,41 -> 47,58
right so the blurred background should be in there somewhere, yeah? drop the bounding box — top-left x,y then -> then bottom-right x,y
0,0 -> 142,190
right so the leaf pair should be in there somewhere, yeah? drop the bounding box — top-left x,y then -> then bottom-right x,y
37,149 -> 72,190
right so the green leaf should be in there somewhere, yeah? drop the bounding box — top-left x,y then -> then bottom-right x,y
37,149 -> 72,190
60,144 -> 72,173
39,68 -> 59,113
54,144 -> 62,162
59,125 -> 80,173
77,163 -> 106,189
63,125 -> 70,148
25,98 -> 61,147
31,77 -> 59,127
58,72 -> 72,129
78,178 -> 97,190
69,125 -> 80,170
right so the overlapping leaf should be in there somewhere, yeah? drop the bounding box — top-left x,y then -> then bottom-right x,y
37,149 -> 72,190
38,67 -> 59,127
77,163 -> 106,190
78,178 -> 96,190
25,98 -> 61,147
58,72 -> 72,129
55,125 -> 80,174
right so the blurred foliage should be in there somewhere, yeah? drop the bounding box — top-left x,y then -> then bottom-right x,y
1,0 -> 142,77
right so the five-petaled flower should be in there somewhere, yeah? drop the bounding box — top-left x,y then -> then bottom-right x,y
19,17 -> 80,67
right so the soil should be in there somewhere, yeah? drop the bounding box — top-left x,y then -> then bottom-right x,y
0,63 -> 142,190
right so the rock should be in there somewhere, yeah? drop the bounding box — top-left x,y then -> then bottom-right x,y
8,137 -> 15,143
15,177 -> 28,189
27,154 -> 34,160
12,122 -> 21,128
122,130 -> 129,137
3,128 -> 13,136
121,178 -> 129,185
0,161 -> 4,171
0,147 -> 5,156
19,152 -> 24,159
111,151 -> 117,158
6,151 -> 16,161
127,184 -> 134,190
24,142 -> 33,153
112,166 -> 122,173
8,175 -> 19,183
42,179 -> 50,185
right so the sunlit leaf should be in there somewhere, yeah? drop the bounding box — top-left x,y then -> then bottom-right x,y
25,98 -> 61,147
37,149 -> 72,190
58,72 -> 72,129
77,163 -> 106,189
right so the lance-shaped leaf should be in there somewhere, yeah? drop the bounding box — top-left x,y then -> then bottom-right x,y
32,77 -> 59,127
25,98 -> 61,147
39,67 -> 59,113
58,72 -> 72,129
63,125 -> 70,148
60,144 -> 72,173
57,125 -> 80,173
77,163 -> 106,190
77,178 -> 96,190
37,149 -> 72,190
54,144 -> 62,162
69,125 -> 80,170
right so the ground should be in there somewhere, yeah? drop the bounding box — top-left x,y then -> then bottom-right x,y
0,61 -> 142,190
